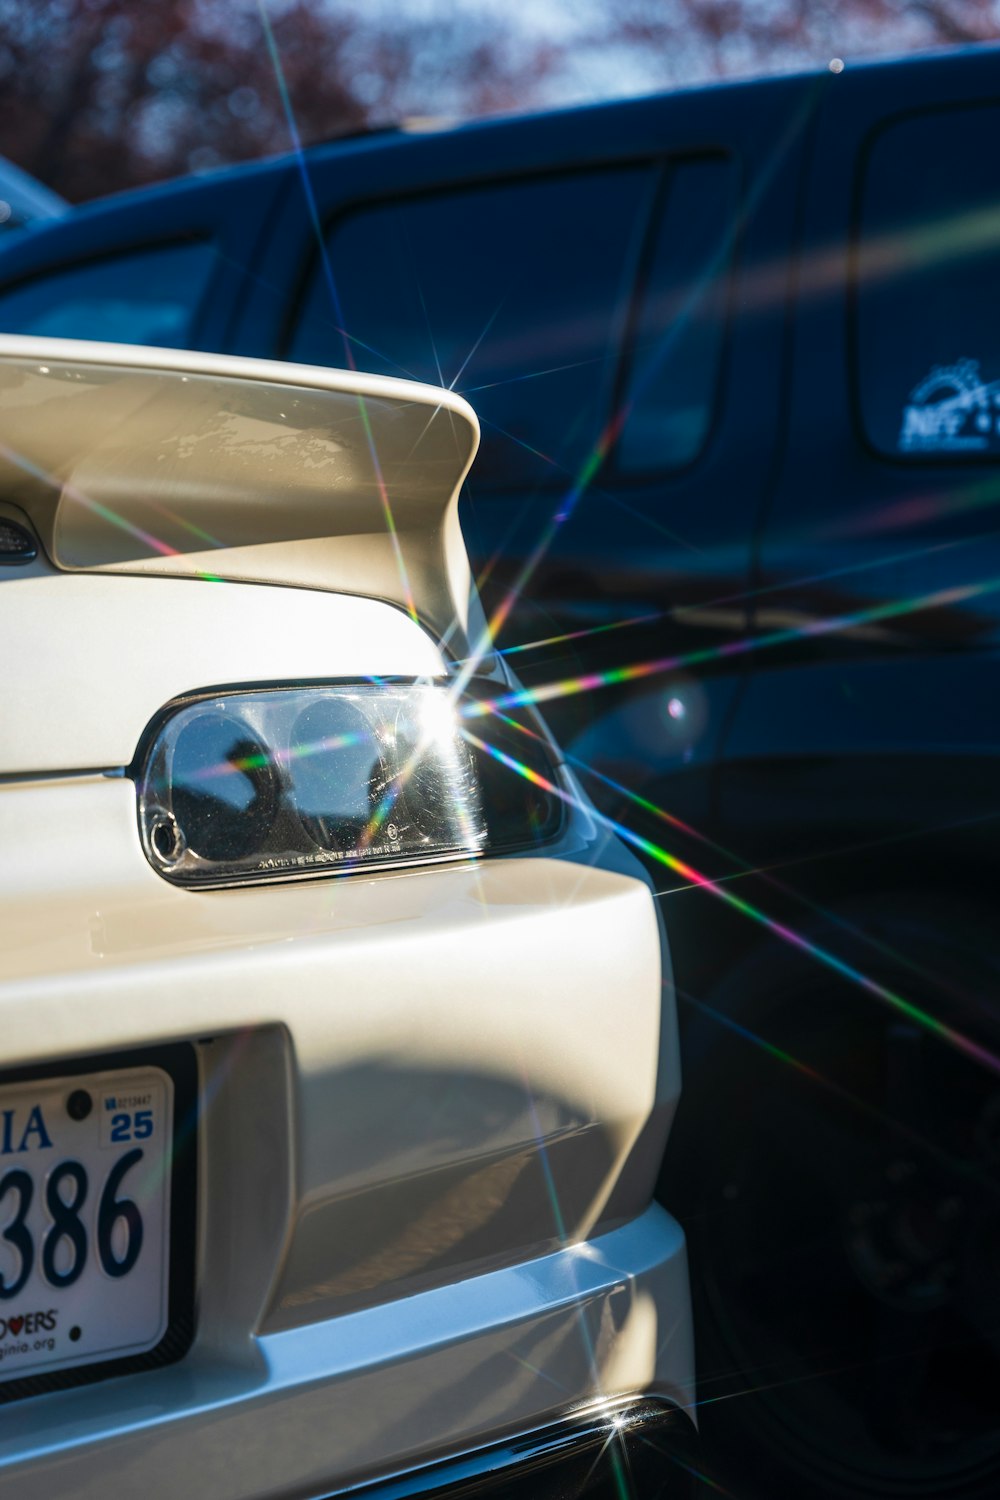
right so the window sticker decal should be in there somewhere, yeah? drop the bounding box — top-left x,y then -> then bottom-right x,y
899,359 -> 1000,454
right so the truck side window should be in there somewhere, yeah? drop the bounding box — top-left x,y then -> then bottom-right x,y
287,168 -> 659,490
615,156 -> 736,473
856,104 -> 1000,461
0,241 -> 215,348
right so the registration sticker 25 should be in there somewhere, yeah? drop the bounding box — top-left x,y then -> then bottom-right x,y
100,1090 -> 157,1149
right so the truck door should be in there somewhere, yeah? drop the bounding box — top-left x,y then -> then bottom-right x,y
724,49 -> 1000,888
236,78 -> 816,849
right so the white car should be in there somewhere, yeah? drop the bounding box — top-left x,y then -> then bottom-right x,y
0,337 -> 694,1498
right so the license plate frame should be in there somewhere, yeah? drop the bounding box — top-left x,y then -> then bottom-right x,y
0,1042 -> 197,1402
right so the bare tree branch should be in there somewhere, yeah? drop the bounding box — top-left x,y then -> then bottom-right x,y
1,0 -> 998,203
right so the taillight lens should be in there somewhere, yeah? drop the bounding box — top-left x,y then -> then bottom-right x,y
136,683 -> 563,888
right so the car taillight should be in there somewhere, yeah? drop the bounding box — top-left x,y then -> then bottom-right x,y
135,682 -> 563,889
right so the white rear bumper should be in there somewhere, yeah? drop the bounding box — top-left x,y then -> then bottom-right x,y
0,1203 -> 692,1499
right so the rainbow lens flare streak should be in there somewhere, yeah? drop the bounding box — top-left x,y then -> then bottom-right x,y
679,989 -> 1000,1194
0,439 -> 181,560
474,529 -> 984,669
463,572 -> 1000,719
461,728 -> 1000,1080
186,730 -> 368,783
569,748 -> 1000,1007
0,432 -> 232,583
454,119 -> 1000,685
493,703 -> 993,1036
454,85 -> 824,684
494,610 -> 667,661
821,471 -> 1000,541
257,1 -> 419,625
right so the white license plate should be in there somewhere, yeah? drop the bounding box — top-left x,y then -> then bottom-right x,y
0,1064 -> 172,1383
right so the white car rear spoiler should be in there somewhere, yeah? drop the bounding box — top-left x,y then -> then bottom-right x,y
0,337 -> 482,653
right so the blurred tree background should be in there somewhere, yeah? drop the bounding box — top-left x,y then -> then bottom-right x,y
0,0 -> 997,203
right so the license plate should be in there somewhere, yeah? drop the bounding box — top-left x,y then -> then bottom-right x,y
0,1064 -> 173,1383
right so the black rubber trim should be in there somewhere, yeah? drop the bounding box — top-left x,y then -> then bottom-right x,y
324,1397 -> 700,1499
0,1042 -> 197,1403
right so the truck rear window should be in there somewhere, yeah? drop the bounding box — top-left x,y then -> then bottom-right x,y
855,104 -> 1000,461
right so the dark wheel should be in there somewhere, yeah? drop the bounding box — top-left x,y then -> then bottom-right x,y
660,896 -> 1000,1499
